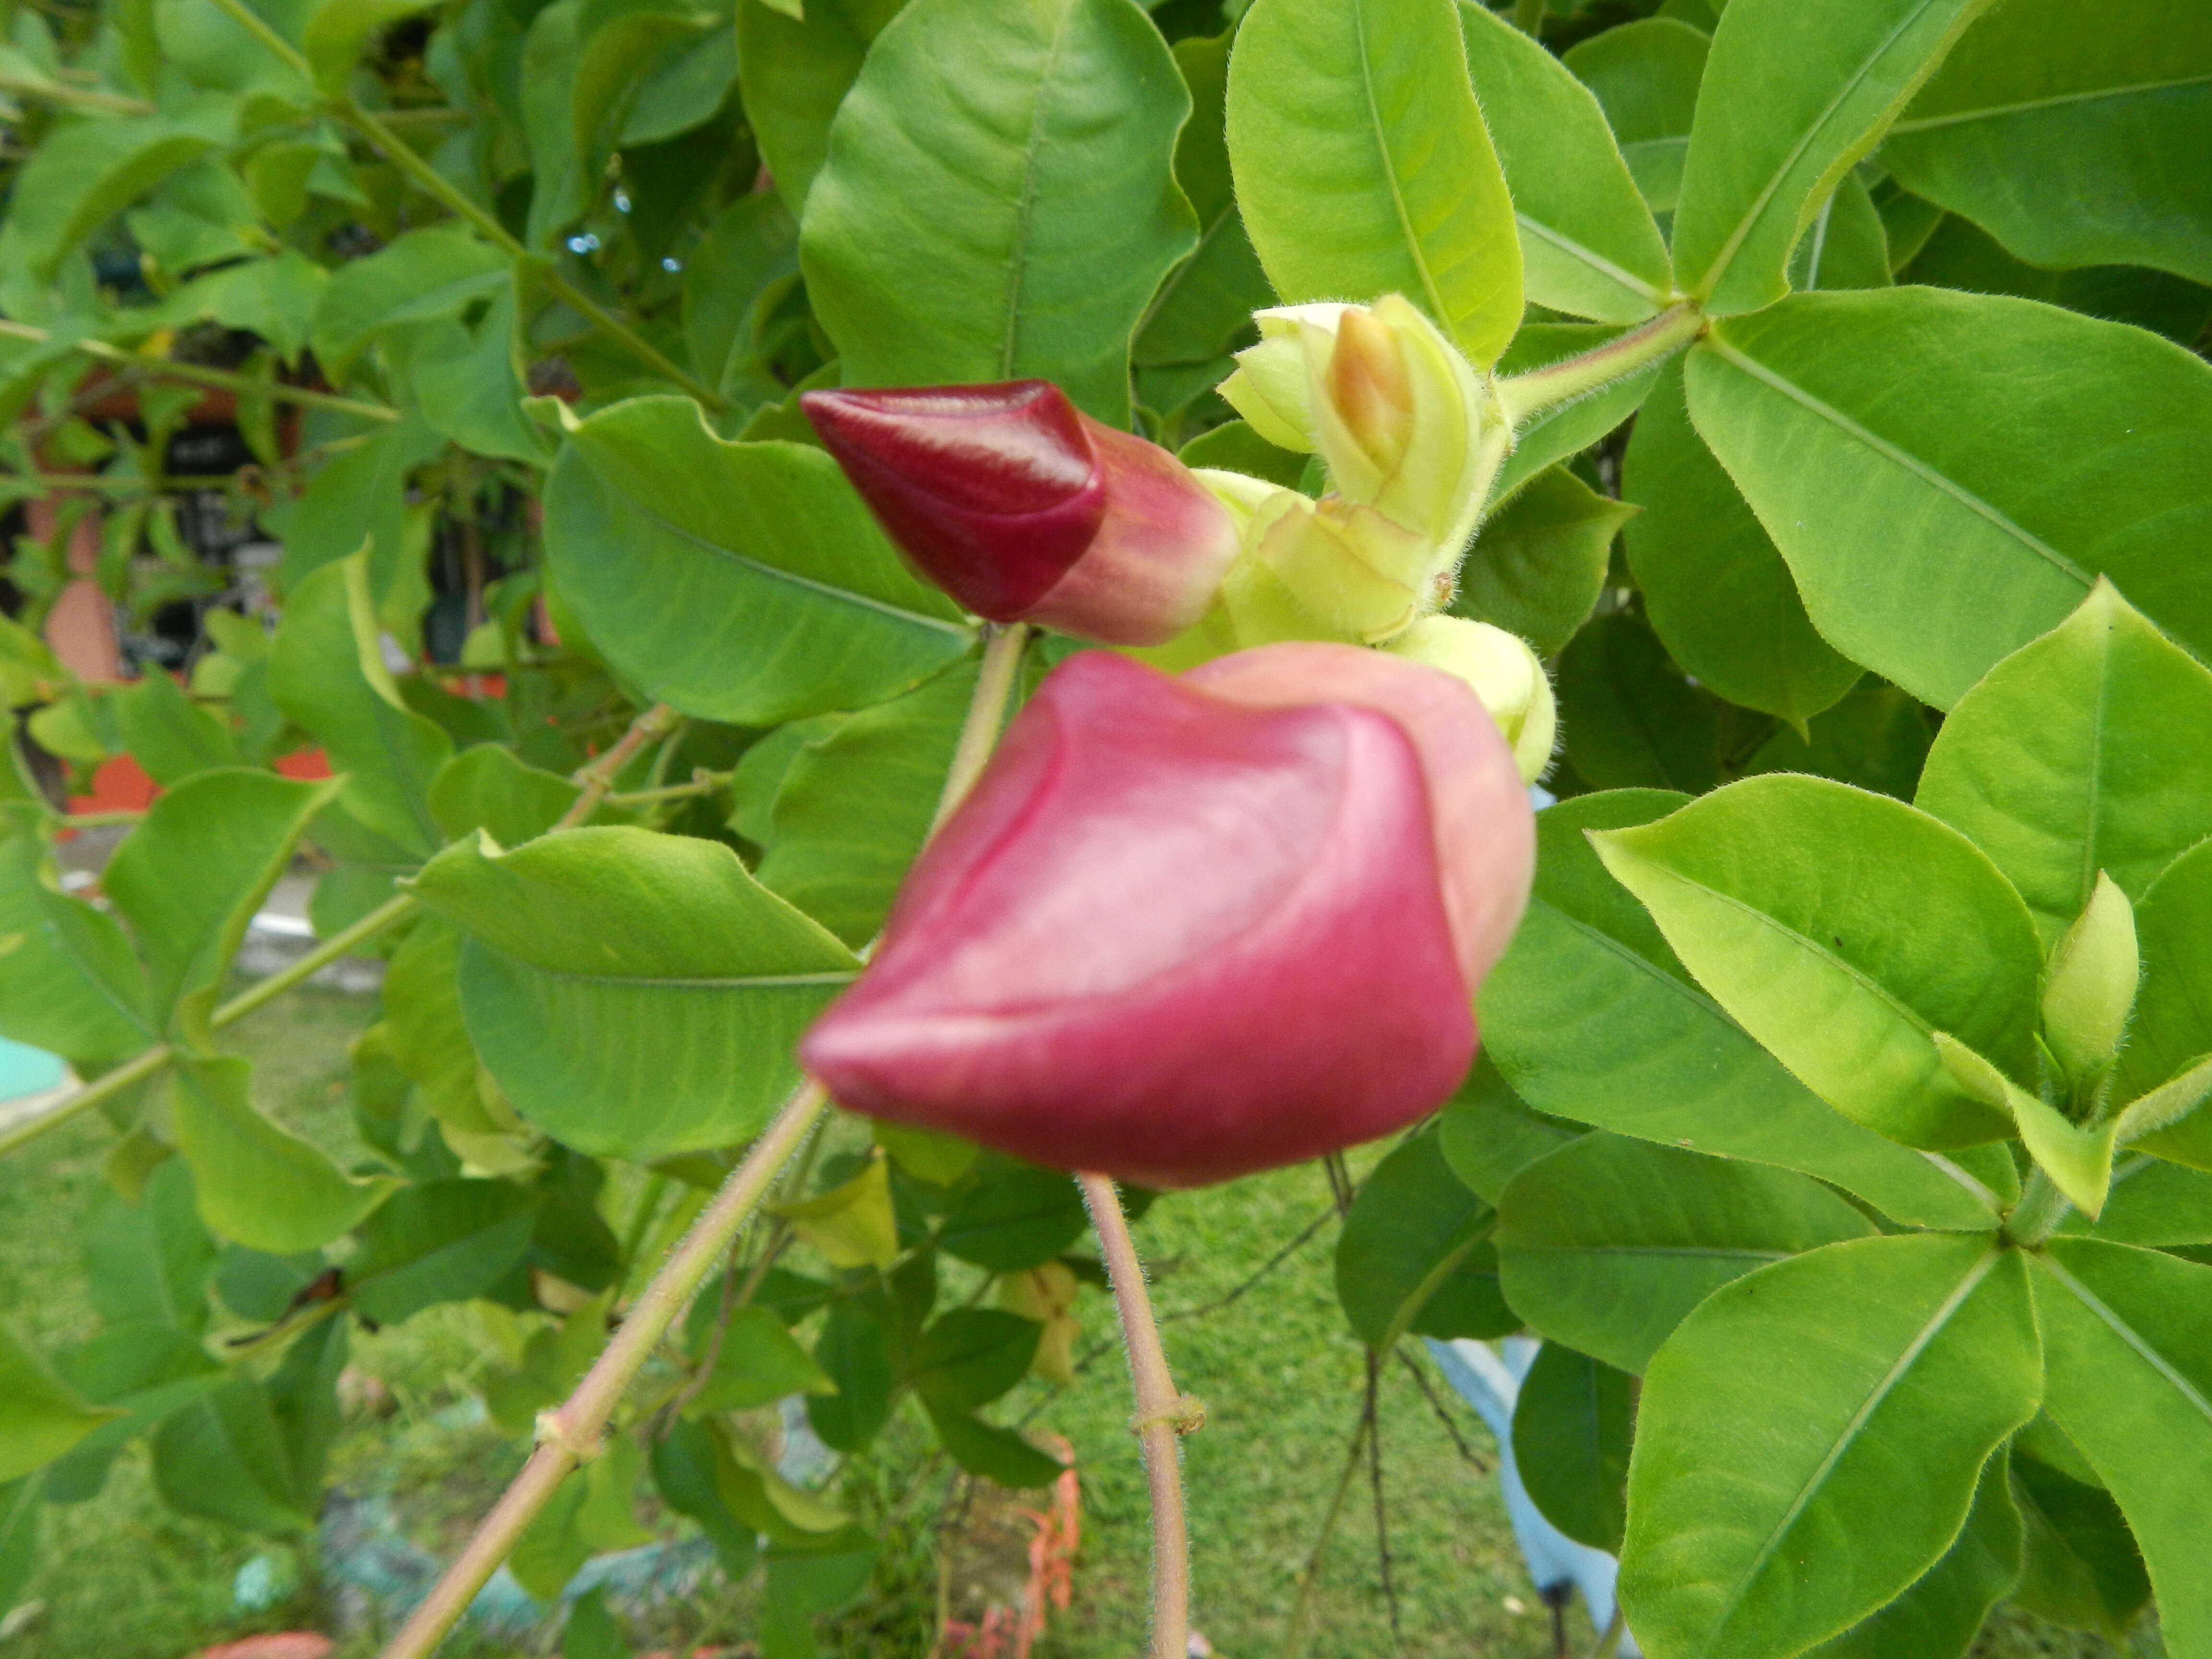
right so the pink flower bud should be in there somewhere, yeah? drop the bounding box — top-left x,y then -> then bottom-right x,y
802,381 -> 1241,647
799,648 -> 1535,1188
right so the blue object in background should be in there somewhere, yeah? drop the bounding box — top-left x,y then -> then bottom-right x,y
1427,1336 -> 1641,1656
0,1037 -> 65,1102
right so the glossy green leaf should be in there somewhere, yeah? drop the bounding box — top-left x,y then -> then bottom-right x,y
1786,174 -> 1893,292
406,282 -> 547,466
1671,0 -> 1995,314
151,1378 -> 310,1535
1510,1344 -> 1632,1553
347,1179 -> 538,1325
2009,1450 -> 2152,1638
908,1310 -> 1040,1413
2032,1239 -> 2212,1659
1886,0 -> 2212,285
1686,288 -> 2212,709
1555,613 -> 1719,795
800,0 -> 1195,425
2119,842 -> 2212,1168
277,412 -> 446,595
1917,583 -> 2212,946
1479,792 -> 2010,1228
736,0 -> 906,216
1497,1132 -> 1875,1375
683,192 -> 799,394
170,1057 -> 396,1254
807,1299 -> 896,1453
689,1306 -> 838,1416
937,1159 -> 1088,1273
923,1402 -> 1066,1487
1335,1130 -> 1513,1350
380,917 -> 501,1135
1742,681 -> 1932,802
1622,1236 -> 2040,1659
755,659 -> 974,946
413,827 -> 858,1160
1902,214 -> 2212,346
1592,774 -> 2040,1148
2059,1156 -> 2212,1248
0,1326 -> 115,1484
1449,465 -> 1630,658
1933,1034 -> 2116,1216
1227,0 -> 1522,365
271,555 -> 453,860
309,226 -> 507,385
1800,1456 -> 2022,1659
103,769 -> 340,1032
112,669 -> 239,786
84,1158 -> 214,1336
1564,18 -> 1708,213
0,817 -> 152,1070
1135,30 -> 1273,370
1436,1055 -> 1582,1206
1456,2 -> 1670,323
651,1418 -> 759,1576
545,400 -> 972,726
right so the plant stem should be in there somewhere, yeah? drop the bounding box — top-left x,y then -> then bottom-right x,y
0,1043 -> 171,1160
209,892 -> 419,1030
374,629 -> 1028,1659
560,703 -> 682,826
1494,302 -> 1706,427
601,771 -> 728,808
2003,1166 -> 2074,1249
0,72 -> 153,114
377,1076 -> 832,1659
1077,1172 -> 1199,1659
1587,1603 -> 1627,1659
0,321 -> 402,424
1284,1387 -> 1376,1659
60,809 -> 145,828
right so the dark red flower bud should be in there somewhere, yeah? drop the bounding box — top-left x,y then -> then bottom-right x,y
802,381 -> 1240,646
799,648 -> 1534,1188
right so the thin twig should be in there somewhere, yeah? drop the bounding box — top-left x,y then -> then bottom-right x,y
0,72 -> 153,113
0,321 -> 400,423
560,704 -> 681,827
1366,1353 -> 1402,1654
1285,1385 -> 1376,1659
1586,1603 -> 1627,1659
1077,1172 -> 1199,1659
1395,1346 -> 1491,1476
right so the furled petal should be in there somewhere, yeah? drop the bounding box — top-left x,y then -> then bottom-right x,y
804,381 -> 1239,645
800,650 -> 1479,1187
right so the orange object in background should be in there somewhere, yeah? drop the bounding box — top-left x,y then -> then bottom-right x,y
28,495 -> 122,683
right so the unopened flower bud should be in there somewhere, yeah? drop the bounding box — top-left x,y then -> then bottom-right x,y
1220,296 -> 1491,553
1234,489 -> 1430,645
2043,872 -> 2139,1085
800,649 -> 1534,1188
803,381 -> 1240,646
1383,616 -> 1556,784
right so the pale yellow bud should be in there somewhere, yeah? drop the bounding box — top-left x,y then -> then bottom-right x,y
1242,489 -> 1429,645
2043,872 -> 2140,1085
1384,615 -> 1556,784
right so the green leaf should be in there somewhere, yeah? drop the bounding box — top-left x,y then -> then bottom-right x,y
737,0 -> 906,216
1497,1132 -> 1876,1375
2032,1239 -> 2212,1659
1885,0 -> 2212,285
1622,1235 -> 2040,1659
1685,288 -> 2212,709
544,400 -> 973,726
277,411 -> 447,592
563,1586 -> 632,1659
1227,0 -> 1523,366
406,281 -> 548,466
1134,29 -> 1274,370
923,1402 -> 1066,1488
936,1159 -> 1088,1272
2009,1450 -> 2151,1639
2119,842 -> 2212,1167
1563,18 -> 1707,213
84,1158 -> 214,1336
0,1326 -> 116,1483
302,0 -> 439,94
1800,1455 -> 2023,1659
620,23 -> 739,147
0,104 -> 232,289
1591,774 -> 2040,1148
347,1179 -> 538,1324
102,769 -> 341,1033
152,248 -> 330,366
1786,174 -> 1893,293
309,226 -> 507,385
688,1306 -> 839,1415
1479,791 -> 2009,1229
1436,1055 -> 1582,1206
755,660 -> 974,947
380,917 -> 503,1135
151,1378 -> 310,1535
1449,465 -> 1630,658
1670,0 -> 1995,314
512,1467 -> 593,1599
1334,1130 -> 1513,1350
412,827 -> 858,1161
1932,1034 -> 2116,1217
683,192 -> 799,394
171,1057 -> 396,1254
800,0 -> 1195,426
570,4 -> 713,190
1742,681 -> 1933,802
908,1309 -> 1040,1413
271,554 -> 453,859
2060,1156 -> 2212,1248
428,744 -> 589,848
650,1418 -> 761,1577
1455,1 -> 1671,324
1555,612 -> 1719,795
0,816 -> 152,1070
1510,1344 -> 1632,1553
111,669 -> 239,787
1491,322 -> 1663,503
267,1314 -> 346,1504
1916,582 -> 2212,946
0,1478 -> 37,1614
774,1154 -> 897,1270
807,1299 -> 895,1452
1901,213 -> 2212,346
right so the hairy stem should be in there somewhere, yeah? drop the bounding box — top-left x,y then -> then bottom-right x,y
1077,1171 -> 1199,1659
2003,1166 -> 2074,1249
376,629 -> 1026,1659
560,703 -> 683,827
0,321 -> 401,424
1494,302 -> 1706,427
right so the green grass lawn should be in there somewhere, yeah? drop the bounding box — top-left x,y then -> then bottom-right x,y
0,986 -> 2169,1659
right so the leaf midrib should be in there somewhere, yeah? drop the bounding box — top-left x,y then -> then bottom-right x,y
1706,1245 -> 2003,1643
1353,0 -> 1453,329
1702,331 -> 2092,588
1515,213 -> 1667,309
997,0 -> 1079,380
1888,70 -> 2212,135
2034,1250 -> 2212,1427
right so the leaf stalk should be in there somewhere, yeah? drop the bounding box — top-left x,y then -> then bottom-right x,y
1494,302 -> 1706,427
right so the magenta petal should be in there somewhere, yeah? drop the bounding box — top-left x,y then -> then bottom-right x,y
802,382 -> 1105,620
799,652 -> 1476,1188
